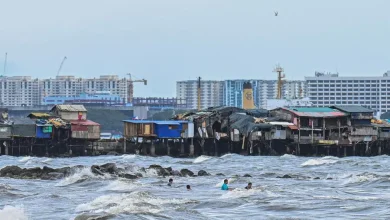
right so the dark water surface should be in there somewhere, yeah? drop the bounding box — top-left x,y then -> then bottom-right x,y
1,154 -> 390,220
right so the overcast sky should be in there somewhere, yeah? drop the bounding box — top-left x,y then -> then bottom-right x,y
0,0 -> 389,97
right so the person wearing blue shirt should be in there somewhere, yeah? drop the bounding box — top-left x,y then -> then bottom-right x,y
221,179 -> 230,190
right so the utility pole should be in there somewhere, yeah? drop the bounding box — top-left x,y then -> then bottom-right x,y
197,77 -> 201,111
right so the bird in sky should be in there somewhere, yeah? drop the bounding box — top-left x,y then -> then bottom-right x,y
274,11 -> 278,16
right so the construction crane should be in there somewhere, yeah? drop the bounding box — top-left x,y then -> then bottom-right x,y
57,56 -> 67,76
197,77 -> 201,111
127,73 -> 147,103
273,65 -> 285,99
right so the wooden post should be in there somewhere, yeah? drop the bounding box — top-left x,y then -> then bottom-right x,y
323,118 -> 326,138
123,137 -> 127,154
4,141 -> 9,155
353,142 -> 356,156
337,146 -> 340,157
214,139 -> 218,156
201,139 -> 205,155
18,140 -> 21,156
190,138 -> 194,156
365,141 -> 369,156
166,139 -> 170,156
338,119 -> 341,138
249,139 -> 253,155
180,139 -> 185,155
326,146 -> 330,156
379,142 -> 382,155
150,140 -> 156,156
344,146 -> 347,157
315,145 -> 318,156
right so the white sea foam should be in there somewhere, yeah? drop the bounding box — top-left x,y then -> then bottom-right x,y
0,205 -> 28,220
75,192 -> 193,215
280,154 -> 296,159
301,157 -> 338,167
41,158 -> 53,164
193,155 -> 212,164
220,153 -> 234,158
121,154 -> 138,160
220,188 -> 261,199
18,156 -> 32,163
55,167 -> 110,187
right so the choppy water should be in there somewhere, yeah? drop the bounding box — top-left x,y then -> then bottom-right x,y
1,154 -> 390,219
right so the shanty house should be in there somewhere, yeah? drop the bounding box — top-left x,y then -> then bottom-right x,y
0,124 -> 12,140
11,118 -> 36,138
50,105 -> 87,121
123,120 -> 190,139
271,107 -> 348,145
36,124 -> 53,139
331,105 -> 377,142
70,120 -> 100,139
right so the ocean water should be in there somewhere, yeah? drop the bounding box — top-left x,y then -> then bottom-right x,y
1,154 -> 390,219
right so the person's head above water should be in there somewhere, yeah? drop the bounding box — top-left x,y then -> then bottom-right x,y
186,185 -> 191,190
224,179 -> 228,184
169,178 -> 173,183
247,182 -> 252,188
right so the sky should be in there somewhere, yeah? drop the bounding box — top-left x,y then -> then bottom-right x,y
0,0 -> 389,97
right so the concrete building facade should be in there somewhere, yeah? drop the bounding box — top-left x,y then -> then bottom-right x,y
305,72 -> 390,114
176,80 -> 224,109
0,75 -> 133,106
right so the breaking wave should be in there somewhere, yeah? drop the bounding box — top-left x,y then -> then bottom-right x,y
18,156 -> 32,163
301,156 -> 339,167
193,155 -> 212,164
75,191 -> 195,215
0,205 -> 28,220
55,167 -> 110,187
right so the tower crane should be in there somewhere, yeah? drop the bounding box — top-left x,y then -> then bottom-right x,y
57,56 -> 67,76
127,73 -> 147,103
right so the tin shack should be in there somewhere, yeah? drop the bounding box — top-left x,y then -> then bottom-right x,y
70,120 -> 100,139
50,105 -> 87,121
123,120 -> 189,139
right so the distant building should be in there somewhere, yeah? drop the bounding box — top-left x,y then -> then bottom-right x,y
132,97 -> 188,109
42,92 -> 122,106
222,79 -> 306,108
176,80 -> 224,109
262,97 -> 313,110
0,76 -> 40,107
305,71 -> 390,114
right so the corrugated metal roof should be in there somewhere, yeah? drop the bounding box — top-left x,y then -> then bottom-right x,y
70,120 -> 100,126
123,120 -> 188,125
27,113 -> 52,118
331,105 -> 374,113
36,124 -> 53,127
51,105 -> 87,112
282,107 -> 346,118
11,118 -> 36,125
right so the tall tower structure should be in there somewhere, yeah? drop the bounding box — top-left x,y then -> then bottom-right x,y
273,65 -> 285,99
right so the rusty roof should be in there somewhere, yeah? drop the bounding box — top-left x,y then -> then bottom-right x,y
331,105 -> 374,113
70,120 -> 100,126
281,107 -> 346,118
50,105 -> 87,112
27,113 -> 52,119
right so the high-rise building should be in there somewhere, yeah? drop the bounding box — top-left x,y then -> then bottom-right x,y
176,80 -> 224,109
305,71 -> 390,114
0,76 -> 40,106
0,75 -> 134,106
223,80 -> 306,108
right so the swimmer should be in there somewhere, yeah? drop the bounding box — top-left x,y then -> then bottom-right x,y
245,182 -> 252,189
186,185 -> 191,190
168,178 -> 173,186
221,179 -> 233,191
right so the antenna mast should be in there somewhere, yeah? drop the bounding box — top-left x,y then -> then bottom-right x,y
273,64 -> 285,99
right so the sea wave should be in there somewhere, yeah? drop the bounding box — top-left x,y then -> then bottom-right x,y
193,155 -> 213,164
0,205 -> 28,220
75,191 -> 195,215
301,156 -> 339,167
55,167 -> 111,187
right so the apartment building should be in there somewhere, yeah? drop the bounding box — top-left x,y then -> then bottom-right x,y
305,72 -> 390,114
0,75 -> 133,106
176,80 -> 224,109
0,76 -> 40,106
223,80 -> 306,108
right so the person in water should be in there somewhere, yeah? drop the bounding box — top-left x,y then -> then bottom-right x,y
221,179 -> 233,191
168,178 -> 173,186
186,185 -> 191,190
245,182 -> 252,189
